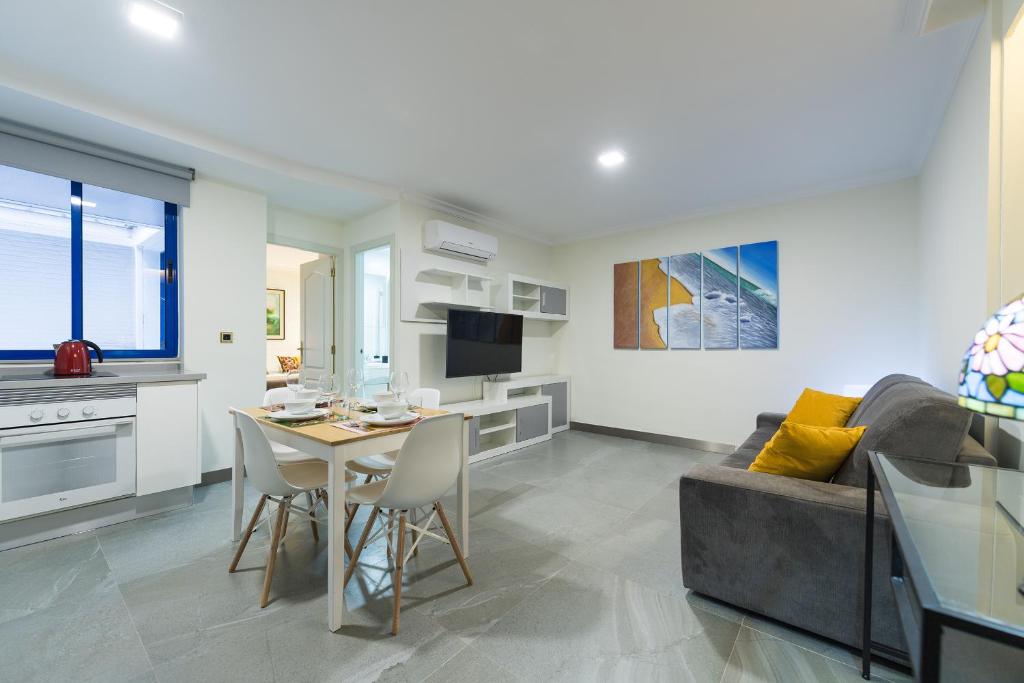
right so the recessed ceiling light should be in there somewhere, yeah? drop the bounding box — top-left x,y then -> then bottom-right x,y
597,149 -> 626,168
130,0 -> 182,39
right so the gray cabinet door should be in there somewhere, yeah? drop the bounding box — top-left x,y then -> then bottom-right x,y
542,382 -> 568,428
516,404 -> 548,442
468,416 -> 481,456
539,286 -> 567,315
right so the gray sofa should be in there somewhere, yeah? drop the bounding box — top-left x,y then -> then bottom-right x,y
678,374 -> 996,652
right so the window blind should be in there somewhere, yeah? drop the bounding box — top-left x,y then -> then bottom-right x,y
0,119 -> 193,206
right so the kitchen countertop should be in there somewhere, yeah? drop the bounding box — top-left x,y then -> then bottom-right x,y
0,363 -> 206,390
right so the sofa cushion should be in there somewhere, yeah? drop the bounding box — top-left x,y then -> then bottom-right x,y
844,374 -> 925,427
721,425 -> 778,469
750,421 -> 867,481
832,381 -> 971,488
787,388 -> 861,427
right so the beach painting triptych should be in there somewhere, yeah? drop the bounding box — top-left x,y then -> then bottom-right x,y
613,240 -> 778,350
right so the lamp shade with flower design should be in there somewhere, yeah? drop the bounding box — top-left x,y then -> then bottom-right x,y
958,294 -> 1024,419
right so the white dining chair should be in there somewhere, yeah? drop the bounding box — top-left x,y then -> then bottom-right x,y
343,412 -> 472,635
229,411 -> 354,607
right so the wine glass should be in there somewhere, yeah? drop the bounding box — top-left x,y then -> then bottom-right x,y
344,367 -> 363,409
285,371 -> 301,393
302,369 -> 323,392
320,373 -> 340,409
389,371 -> 410,402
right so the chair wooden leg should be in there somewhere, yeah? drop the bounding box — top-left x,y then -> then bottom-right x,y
229,494 -> 267,572
260,498 -> 289,608
392,511 -> 406,636
435,501 -> 473,585
345,502 -> 359,534
410,509 -> 419,557
306,491 -> 319,543
344,506 -> 381,586
386,510 -> 395,563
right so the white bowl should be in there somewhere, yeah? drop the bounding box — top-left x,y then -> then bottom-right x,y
294,389 -> 320,401
373,391 -> 396,404
377,400 -> 408,419
283,399 -> 316,414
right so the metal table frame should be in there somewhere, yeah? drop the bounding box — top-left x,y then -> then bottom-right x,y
862,451 -> 1024,681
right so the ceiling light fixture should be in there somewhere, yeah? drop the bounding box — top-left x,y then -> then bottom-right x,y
70,197 -> 97,208
597,149 -> 626,169
129,0 -> 183,39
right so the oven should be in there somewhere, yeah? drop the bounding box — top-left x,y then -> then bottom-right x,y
0,384 -> 136,523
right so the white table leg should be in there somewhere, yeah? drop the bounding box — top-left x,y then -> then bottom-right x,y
231,415 -> 244,541
328,454 -> 348,631
458,419 -> 470,556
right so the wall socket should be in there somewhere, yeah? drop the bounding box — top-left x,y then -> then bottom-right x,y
219,331 -> 234,343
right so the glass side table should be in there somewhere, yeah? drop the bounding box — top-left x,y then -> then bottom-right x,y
863,452 -> 1024,681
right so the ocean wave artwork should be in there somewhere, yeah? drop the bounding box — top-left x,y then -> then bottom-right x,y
739,241 -> 779,349
702,247 -> 738,348
668,252 -> 701,348
640,257 -> 669,349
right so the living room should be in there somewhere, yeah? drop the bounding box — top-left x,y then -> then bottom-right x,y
0,1 -> 1022,681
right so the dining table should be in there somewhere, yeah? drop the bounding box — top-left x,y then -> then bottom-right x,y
228,404 -> 471,632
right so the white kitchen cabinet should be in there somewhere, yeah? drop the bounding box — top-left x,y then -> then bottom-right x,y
136,381 -> 200,496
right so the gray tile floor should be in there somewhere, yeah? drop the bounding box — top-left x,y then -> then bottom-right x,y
0,430 -> 911,682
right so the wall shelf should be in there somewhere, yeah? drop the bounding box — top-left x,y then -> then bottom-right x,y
401,250 -> 495,323
506,273 -> 569,321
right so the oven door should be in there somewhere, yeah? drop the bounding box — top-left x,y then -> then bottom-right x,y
0,417 -> 136,522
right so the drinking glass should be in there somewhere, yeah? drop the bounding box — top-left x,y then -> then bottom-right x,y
285,371 -> 301,393
389,371 -> 410,401
302,370 -> 323,392
344,367 -> 363,408
320,374 -> 340,409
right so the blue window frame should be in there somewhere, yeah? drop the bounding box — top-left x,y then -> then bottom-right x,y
0,164 -> 179,360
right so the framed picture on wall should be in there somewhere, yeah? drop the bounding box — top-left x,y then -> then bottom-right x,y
266,288 -> 285,340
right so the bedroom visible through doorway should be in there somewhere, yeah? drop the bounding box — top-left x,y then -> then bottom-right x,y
265,243 -> 335,395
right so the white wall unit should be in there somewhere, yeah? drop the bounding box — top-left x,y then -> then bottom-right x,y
483,374 -> 570,434
400,249 -> 495,323
443,395 -> 552,463
136,381 -> 200,496
504,274 -> 569,320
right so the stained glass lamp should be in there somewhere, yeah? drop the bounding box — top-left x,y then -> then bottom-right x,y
958,294 -> 1024,419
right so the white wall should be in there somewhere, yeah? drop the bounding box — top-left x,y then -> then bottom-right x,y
918,17 -> 993,393
552,180 -> 922,447
181,178 -> 267,473
265,267 -> 301,372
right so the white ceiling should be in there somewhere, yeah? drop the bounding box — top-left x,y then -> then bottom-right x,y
0,1 -> 980,242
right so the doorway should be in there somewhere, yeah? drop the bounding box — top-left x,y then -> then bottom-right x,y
353,243 -> 391,397
265,243 -> 335,393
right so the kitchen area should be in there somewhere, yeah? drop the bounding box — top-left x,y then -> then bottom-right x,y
0,346 -> 204,550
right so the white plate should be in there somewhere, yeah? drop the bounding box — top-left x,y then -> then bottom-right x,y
361,412 -> 420,427
266,408 -> 330,421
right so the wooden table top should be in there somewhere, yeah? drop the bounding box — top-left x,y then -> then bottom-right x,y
234,405 -> 467,447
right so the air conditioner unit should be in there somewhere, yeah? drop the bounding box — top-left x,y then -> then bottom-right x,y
423,220 -> 498,262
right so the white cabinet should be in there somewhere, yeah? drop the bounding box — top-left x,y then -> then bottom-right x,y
136,381 -> 200,496
506,274 -> 569,321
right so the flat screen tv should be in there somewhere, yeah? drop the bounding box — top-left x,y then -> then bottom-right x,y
445,310 -> 523,378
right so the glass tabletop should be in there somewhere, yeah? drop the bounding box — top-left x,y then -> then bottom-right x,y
874,453 -> 1024,634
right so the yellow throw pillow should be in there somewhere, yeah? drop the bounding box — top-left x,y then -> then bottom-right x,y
749,420 -> 867,481
786,388 -> 861,427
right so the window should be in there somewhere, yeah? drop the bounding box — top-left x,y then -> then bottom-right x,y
0,164 -> 178,360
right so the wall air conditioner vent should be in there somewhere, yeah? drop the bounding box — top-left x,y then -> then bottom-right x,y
423,220 -> 498,262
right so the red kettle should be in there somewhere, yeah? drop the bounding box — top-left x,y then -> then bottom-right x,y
53,339 -> 104,377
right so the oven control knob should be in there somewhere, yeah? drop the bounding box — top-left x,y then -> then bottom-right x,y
57,408 -> 70,419
29,409 -> 44,421
82,406 -> 96,417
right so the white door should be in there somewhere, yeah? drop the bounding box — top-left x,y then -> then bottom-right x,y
300,256 -> 335,377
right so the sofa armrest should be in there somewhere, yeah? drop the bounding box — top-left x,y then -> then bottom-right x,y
679,464 -> 902,650
756,411 -> 787,430
956,435 -> 997,467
